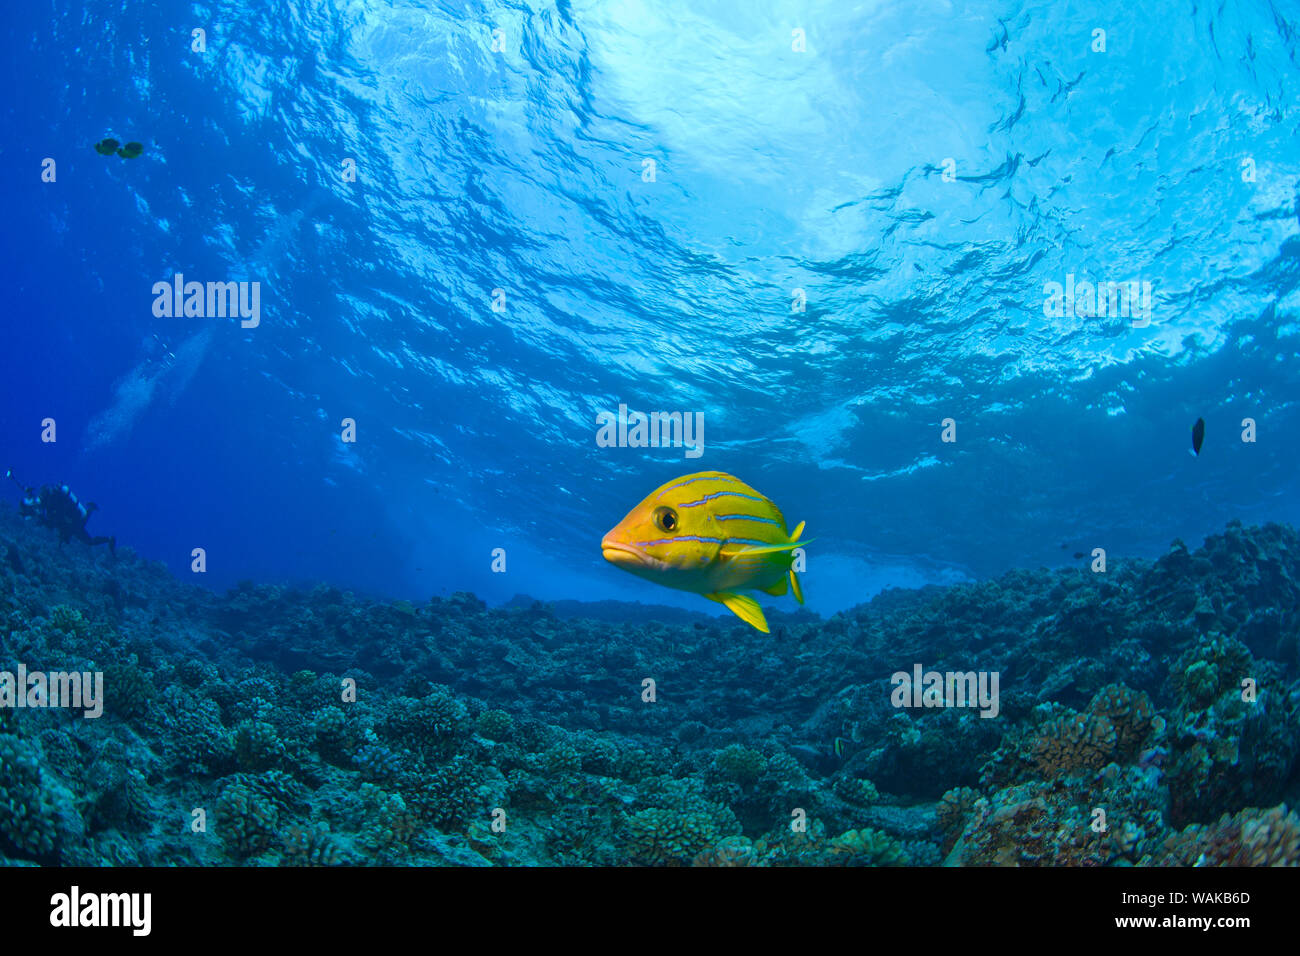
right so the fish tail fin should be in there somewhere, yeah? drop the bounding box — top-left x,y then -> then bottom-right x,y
762,577 -> 789,597
790,569 -> 804,604
705,592 -> 770,633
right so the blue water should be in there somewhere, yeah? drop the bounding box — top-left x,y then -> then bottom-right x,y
3,0 -> 1299,617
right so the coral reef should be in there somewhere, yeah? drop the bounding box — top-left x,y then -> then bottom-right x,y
1150,805 -> 1300,866
1,502 -> 1298,866
626,805 -> 740,866
0,734 -> 71,862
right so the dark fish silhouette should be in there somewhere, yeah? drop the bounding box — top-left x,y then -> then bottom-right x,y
1073,552 -> 1085,559
1192,417 -> 1205,455
94,138 -> 119,155
117,141 -> 144,159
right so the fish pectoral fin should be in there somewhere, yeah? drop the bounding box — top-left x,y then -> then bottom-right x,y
762,577 -> 788,597
729,539 -> 812,556
790,569 -> 804,605
705,592 -> 770,633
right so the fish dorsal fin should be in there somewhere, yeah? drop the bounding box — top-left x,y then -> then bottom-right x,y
790,520 -> 805,542
705,592 -> 770,632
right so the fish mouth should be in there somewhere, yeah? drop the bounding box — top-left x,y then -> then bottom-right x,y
601,538 -> 665,572
601,539 -> 648,567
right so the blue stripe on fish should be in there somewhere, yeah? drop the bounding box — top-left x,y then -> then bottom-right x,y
634,535 -> 772,548
635,535 -> 724,547
679,491 -> 763,508
714,513 -> 781,525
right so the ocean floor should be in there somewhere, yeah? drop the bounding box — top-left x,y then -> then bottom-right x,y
1,503 -> 1298,866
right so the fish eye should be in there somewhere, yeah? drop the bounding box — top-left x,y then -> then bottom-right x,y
653,506 -> 678,533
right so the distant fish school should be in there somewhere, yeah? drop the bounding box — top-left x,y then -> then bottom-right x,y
600,471 -> 806,632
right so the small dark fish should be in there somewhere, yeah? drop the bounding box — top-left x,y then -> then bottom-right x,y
1073,552 -> 1085,559
94,138 -> 119,155
1192,417 -> 1205,455
116,141 -> 144,159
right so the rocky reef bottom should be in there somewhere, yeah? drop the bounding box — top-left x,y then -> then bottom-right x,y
1,505 -> 1298,866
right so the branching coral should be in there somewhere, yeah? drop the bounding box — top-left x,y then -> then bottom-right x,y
87,767 -> 153,833
158,686 -> 235,776
1031,712 -> 1118,778
101,663 -> 157,720
380,687 -> 469,762
406,755 -> 490,829
282,822 -> 342,866
537,743 -> 582,774
626,802 -> 741,866
362,790 -> 422,853
311,705 -> 365,766
233,719 -> 287,771
48,605 -> 89,637
354,739 -> 404,782
713,745 -> 767,787
475,709 -> 514,742
832,776 -> 880,806
216,784 -> 280,859
1171,634 -> 1254,709
0,734 -> 65,862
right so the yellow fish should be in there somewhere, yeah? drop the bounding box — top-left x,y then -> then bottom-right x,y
600,471 -> 806,633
